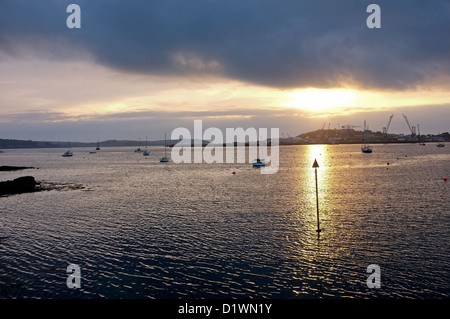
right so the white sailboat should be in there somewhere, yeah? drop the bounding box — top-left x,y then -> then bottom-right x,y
143,137 -> 149,156
159,134 -> 169,162
62,146 -> 73,157
361,120 -> 373,153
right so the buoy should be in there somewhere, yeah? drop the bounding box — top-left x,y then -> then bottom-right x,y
444,177 -> 448,181
232,171 -> 236,175
396,157 -> 399,160
387,162 -> 390,165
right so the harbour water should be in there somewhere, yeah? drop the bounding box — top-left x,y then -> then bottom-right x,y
0,144 -> 449,299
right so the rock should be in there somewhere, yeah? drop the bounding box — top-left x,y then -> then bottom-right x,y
0,166 -> 34,171
0,176 -> 40,196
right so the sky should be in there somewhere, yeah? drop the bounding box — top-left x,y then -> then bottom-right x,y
0,0 -> 449,142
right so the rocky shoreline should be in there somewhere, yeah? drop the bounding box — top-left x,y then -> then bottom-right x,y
1,166 -> 87,196
0,166 -> 39,196
0,166 -> 35,171
0,176 -> 40,196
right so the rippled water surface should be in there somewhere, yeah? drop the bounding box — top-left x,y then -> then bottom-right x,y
0,144 -> 449,298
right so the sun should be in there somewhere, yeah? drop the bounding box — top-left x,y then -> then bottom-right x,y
284,88 -> 358,112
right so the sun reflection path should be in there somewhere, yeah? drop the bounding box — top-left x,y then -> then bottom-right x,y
312,158 -> 321,236
304,145 -> 331,236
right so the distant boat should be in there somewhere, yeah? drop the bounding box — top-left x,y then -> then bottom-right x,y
361,120 -> 373,153
89,151 -> 96,154
419,143 -> 426,146
159,133 -> 170,162
437,143 -> 445,147
135,138 -> 144,153
62,150 -> 73,157
252,158 -> 266,167
143,137 -> 150,156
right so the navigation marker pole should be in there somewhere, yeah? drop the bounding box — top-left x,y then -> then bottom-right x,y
312,159 -> 321,237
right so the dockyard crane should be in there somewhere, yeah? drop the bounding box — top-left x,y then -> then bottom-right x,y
417,124 -> 423,142
402,114 -> 416,138
383,114 -> 393,136
382,114 -> 394,142
325,123 -> 331,138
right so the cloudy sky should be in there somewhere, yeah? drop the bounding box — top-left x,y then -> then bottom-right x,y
1,0 -> 449,142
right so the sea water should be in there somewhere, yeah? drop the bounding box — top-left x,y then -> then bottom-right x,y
0,144 -> 448,298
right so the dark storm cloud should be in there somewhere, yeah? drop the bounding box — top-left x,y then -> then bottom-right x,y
1,0 -> 449,90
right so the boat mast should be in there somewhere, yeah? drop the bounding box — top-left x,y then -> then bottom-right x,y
363,120 -> 368,147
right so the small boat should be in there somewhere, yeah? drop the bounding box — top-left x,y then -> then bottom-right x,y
419,143 -> 426,146
437,143 -> 445,147
143,137 -> 150,156
160,133 -> 170,162
135,138 -> 145,153
361,120 -> 373,153
252,158 -> 266,167
62,150 -> 73,157
89,151 -> 96,154
361,146 -> 372,153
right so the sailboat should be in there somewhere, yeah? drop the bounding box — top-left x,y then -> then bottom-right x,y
252,158 -> 266,167
159,134 -> 169,162
143,137 -> 150,156
90,138 -> 100,153
62,145 -> 73,157
361,120 -> 373,153
135,138 -> 144,153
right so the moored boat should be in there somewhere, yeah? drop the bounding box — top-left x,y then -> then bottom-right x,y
252,158 -> 266,167
159,133 -> 170,162
361,120 -> 373,153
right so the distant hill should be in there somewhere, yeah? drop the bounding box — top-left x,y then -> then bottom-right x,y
1,130 -> 449,149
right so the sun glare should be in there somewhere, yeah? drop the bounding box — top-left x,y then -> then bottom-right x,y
284,89 -> 358,112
